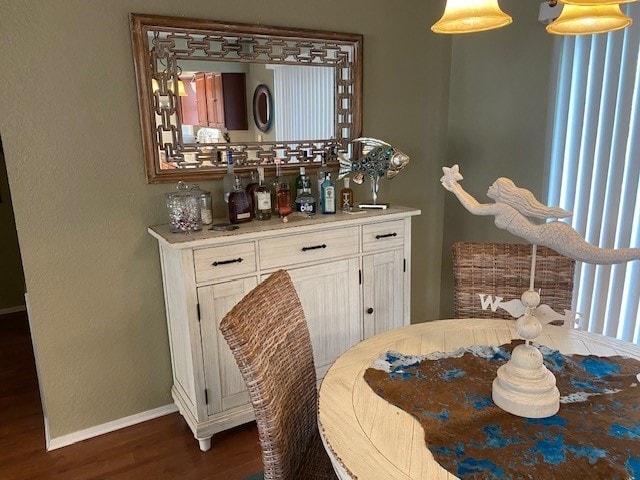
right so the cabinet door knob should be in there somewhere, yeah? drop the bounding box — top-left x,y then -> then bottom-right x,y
367,307 -> 374,314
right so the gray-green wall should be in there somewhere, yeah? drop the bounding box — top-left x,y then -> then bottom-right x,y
0,0 -> 450,439
439,0 -> 557,318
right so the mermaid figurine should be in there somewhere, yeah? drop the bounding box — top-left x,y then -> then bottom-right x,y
440,165 -> 640,265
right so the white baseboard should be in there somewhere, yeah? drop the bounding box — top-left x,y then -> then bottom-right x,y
47,403 -> 179,451
0,305 -> 26,315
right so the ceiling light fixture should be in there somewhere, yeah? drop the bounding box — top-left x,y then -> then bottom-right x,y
432,0 -> 635,35
431,0 -> 513,34
561,0 -> 637,5
547,3 -> 632,34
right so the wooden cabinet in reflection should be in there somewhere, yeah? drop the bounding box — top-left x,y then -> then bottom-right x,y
193,72 -> 248,130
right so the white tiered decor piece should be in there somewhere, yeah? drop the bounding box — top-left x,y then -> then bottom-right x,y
490,246 -> 560,418
441,164 -> 640,418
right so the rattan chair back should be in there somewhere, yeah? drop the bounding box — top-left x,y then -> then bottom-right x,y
219,270 -> 322,480
452,242 -> 575,319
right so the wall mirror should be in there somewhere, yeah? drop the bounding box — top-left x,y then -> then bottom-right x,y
253,84 -> 273,133
130,14 -> 363,183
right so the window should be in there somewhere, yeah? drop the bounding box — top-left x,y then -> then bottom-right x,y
546,3 -> 640,343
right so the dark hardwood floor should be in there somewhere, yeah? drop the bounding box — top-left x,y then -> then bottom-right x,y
0,311 -> 263,480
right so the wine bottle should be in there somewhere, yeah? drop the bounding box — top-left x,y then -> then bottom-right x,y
255,167 -> 272,221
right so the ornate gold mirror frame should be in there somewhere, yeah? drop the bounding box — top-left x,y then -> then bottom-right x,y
130,14 -> 363,183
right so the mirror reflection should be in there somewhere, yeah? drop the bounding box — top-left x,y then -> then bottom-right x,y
131,15 -> 362,182
171,61 -> 334,145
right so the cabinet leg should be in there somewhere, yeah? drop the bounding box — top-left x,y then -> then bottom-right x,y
198,437 -> 212,452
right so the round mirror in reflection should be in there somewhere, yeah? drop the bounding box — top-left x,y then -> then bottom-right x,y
252,84 -> 273,133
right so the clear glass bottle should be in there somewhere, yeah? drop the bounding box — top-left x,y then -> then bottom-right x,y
255,166 -> 272,221
271,160 -> 284,215
277,182 -> 293,217
339,177 -> 354,212
190,184 -> 213,225
222,150 -> 235,203
228,176 -> 252,224
317,152 -> 329,197
321,172 -> 336,214
245,170 -> 258,219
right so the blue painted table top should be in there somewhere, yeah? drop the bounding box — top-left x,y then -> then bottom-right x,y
364,340 -> 640,480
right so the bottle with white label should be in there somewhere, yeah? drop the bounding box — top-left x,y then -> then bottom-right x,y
255,166 -> 272,221
296,190 -> 316,216
321,172 -> 336,214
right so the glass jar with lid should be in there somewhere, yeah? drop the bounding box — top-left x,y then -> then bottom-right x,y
190,184 -> 213,225
165,182 -> 202,233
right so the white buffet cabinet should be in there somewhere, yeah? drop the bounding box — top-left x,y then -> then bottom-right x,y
148,206 -> 420,450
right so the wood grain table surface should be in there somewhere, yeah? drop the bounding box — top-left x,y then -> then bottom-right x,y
318,319 -> 640,480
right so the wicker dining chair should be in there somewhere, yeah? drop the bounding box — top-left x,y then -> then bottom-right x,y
219,270 -> 338,480
452,242 -> 575,320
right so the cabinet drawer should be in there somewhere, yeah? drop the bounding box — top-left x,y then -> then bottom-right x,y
362,220 -> 405,253
259,227 -> 359,269
194,243 -> 256,283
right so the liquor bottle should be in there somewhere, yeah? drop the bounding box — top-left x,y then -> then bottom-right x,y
295,167 -> 312,212
296,190 -> 316,216
255,166 -> 272,221
245,170 -> 258,219
222,150 -> 235,203
277,182 -> 293,217
317,152 -> 329,198
340,177 -> 354,212
295,166 -> 307,198
228,176 -> 252,224
271,160 -> 284,215
321,172 -> 336,214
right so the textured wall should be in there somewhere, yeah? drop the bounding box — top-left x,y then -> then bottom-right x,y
0,141 -> 25,310
0,0 -> 451,438
439,0 -> 557,318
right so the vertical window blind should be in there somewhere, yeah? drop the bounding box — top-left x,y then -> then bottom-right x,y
547,3 -> 640,343
273,65 -> 335,142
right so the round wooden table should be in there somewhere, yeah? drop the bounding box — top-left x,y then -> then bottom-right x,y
318,319 -> 640,480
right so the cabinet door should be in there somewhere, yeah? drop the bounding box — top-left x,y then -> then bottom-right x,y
220,73 -> 248,130
209,73 -> 225,128
198,277 -> 257,416
194,73 -> 209,127
363,250 -> 405,338
284,258 -> 361,379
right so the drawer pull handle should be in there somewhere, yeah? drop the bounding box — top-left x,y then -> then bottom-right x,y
367,307 -> 374,314
376,232 -> 398,240
301,244 -> 327,252
212,258 -> 243,267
